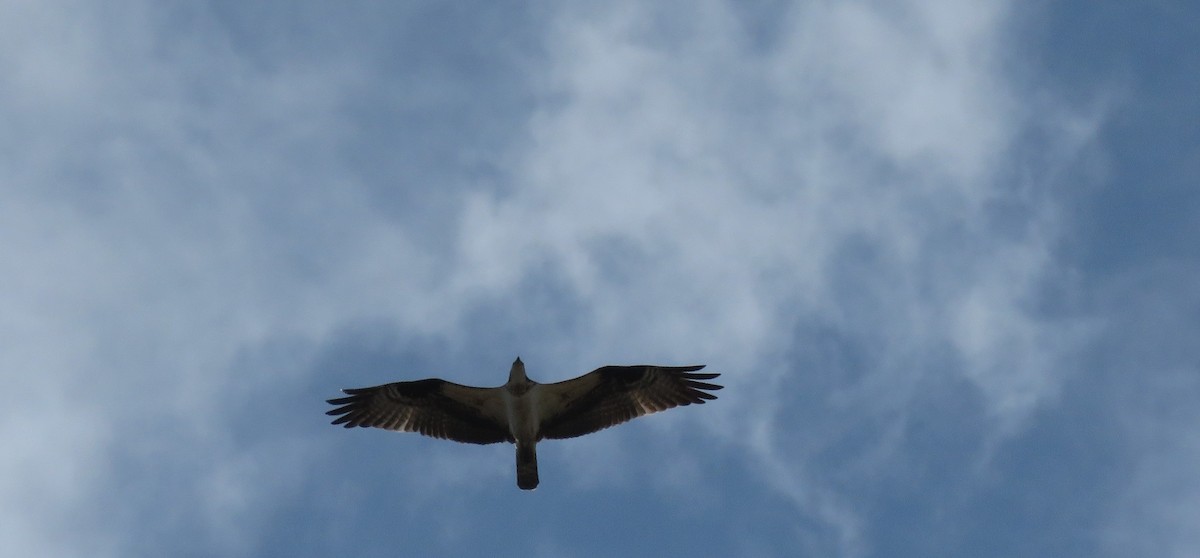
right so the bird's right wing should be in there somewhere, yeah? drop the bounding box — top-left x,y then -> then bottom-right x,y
326,379 -> 512,444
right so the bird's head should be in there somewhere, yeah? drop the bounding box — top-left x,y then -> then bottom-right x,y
508,357 -> 527,384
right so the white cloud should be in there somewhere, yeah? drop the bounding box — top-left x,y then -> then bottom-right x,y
0,5 -> 422,555
450,0 -> 1096,553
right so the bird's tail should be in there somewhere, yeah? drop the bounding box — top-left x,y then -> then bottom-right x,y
516,442 -> 539,490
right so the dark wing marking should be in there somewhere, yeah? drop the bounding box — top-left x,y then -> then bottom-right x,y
538,365 -> 722,440
326,379 -> 512,444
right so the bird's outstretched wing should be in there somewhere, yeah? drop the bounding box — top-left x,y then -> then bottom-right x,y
326,379 -> 512,444
537,365 -> 722,440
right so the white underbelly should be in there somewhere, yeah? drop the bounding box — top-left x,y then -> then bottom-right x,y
504,385 -> 542,443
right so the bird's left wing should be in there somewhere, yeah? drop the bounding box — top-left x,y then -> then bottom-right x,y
326,379 -> 512,444
537,365 -> 722,440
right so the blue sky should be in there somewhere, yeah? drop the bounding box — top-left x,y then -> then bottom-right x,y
3,1 -> 1197,556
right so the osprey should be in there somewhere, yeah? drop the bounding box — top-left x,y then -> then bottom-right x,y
326,357 -> 722,490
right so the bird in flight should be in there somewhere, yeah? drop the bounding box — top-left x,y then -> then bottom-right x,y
326,357 -> 723,490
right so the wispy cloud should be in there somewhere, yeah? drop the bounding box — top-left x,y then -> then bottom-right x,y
1091,264 -> 1200,557
447,1 -> 1099,553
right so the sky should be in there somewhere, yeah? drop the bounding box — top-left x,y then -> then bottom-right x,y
2,1 -> 1197,557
